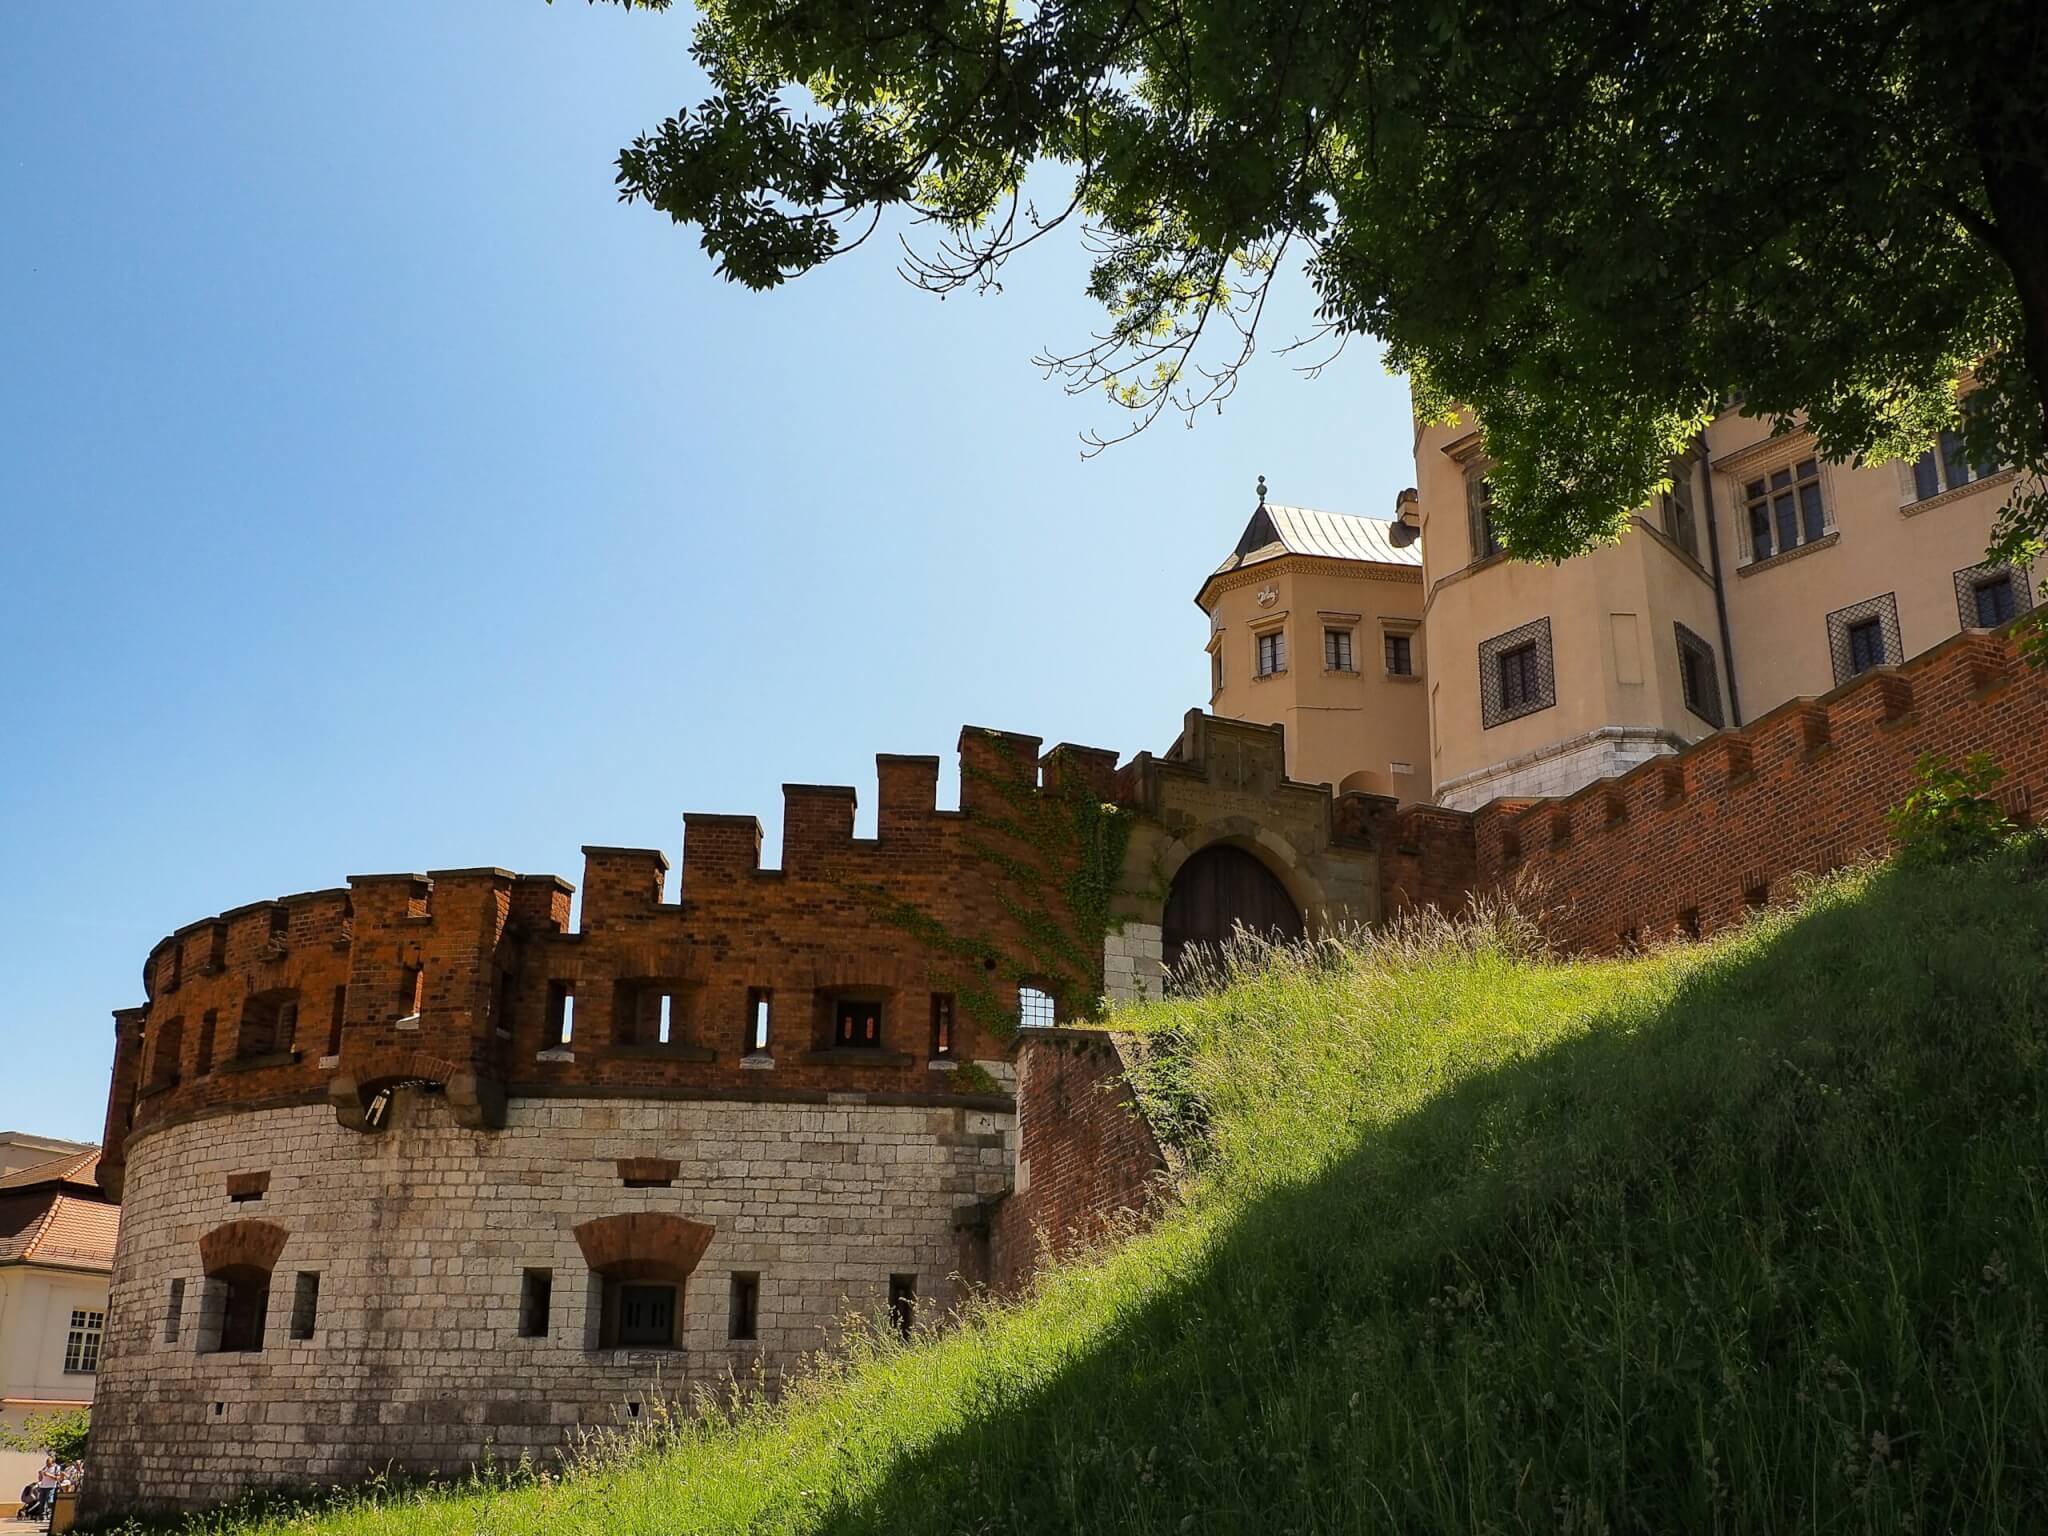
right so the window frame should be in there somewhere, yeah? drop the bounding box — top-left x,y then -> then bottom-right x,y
1674,623 -> 1724,729
1255,628 -> 1287,678
1954,561 -> 2034,631
1478,618 -> 1557,729
1825,593 -> 1903,687
1739,456 -> 1829,564
1322,626 -> 1355,673
1017,985 -> 1057,1030
1383,631 -> 1414,677
63,1308 -> 105,1374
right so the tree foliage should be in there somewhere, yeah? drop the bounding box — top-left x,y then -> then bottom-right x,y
587,0 -> 2048,566
1,1405 -> 89,1463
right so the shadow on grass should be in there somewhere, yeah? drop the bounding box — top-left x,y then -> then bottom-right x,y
804,853 -> 2048,1534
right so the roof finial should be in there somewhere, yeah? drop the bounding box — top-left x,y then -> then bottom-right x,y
1256,473 -> 1267,508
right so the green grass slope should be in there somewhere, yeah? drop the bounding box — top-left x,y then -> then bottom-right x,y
128,849 -> 2048,1535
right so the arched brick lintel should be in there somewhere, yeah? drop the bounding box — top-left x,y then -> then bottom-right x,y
572,1212 -> 715,1284
198,1219 -> 288,1277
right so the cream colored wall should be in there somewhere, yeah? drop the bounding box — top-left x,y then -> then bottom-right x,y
0,1264 -> 103,1507
1702,411 -> 2041,712
1201,559 -> 1430,798
0,1265 -> 105,1409
1416,416 -> 1730,805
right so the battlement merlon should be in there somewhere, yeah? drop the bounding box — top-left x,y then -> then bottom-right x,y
958,726 -> 1044,813
579,847 -> 669,928
782,784 -> 858,876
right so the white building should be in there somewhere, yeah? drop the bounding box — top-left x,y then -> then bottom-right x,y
0,1135 -> 117,1514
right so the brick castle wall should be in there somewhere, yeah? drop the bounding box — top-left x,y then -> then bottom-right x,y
99,727 -> 1120,1201
1468,629 -> 2047,951
989,1029 -> 1167,1294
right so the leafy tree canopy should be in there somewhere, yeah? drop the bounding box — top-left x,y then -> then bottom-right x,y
1,1405 -> 89,1463
588,0 -> 2048,565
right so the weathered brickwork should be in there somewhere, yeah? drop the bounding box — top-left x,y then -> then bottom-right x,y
1469,629 -> 2048,951
91,719 -> 1381,1515
87,1091 -> 1014,1513
989,1030 -> 1167,1295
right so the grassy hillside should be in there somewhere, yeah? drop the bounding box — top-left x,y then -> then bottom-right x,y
118,847 -> 2048,1535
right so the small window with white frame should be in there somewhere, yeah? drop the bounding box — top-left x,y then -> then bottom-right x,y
1323,627 -> 1354,672
64,1308 -> 105,1373
1255,629 -> 1286,677
1208,638 -> 1223,696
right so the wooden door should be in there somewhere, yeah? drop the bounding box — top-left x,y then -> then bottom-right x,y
1161,844 -> 1305,975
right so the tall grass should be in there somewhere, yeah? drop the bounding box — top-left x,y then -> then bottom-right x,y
106,844 -> 2048,1534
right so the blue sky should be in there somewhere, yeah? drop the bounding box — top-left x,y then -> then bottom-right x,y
0,5 -> 1414,1141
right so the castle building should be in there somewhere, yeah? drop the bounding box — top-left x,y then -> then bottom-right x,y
81,407 -> 2048,1519
1206,403 -> 2039,811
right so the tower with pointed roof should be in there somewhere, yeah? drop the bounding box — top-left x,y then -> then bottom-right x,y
1196,483 -> 1430,798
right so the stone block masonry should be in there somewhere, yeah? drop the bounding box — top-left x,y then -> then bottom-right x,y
88,1092 -> 1014,1512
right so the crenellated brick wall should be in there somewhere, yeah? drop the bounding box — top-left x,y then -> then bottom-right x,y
100,726 -> 1132,1201
1467,628 -> 2047,952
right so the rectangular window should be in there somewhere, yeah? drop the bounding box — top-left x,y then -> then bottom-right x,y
1661,463 -> 1699,558
728,1273 -> 759,1342
1018,986 -> 1056,1029
1975,574 -> 2018,627
930,993 -> 955,1059
327,984 -> 347,1057
1674,624 -> 1723,728
215,1274 -> 270,1353
834,999 -> 883,1049
149,1016 -> 184,1090
519,1269 -> 552,1339
1468,476 -> 1503,559
1323,628 -> 1354,672
545,982 -> 573,1047
196,1010 -> 217,1076
1479,619 -> 1555,728
744,988 -> 771,1055
1742,458 -> 1826,562
165,1278 -> 186,1344
288,1272 -> 320,1341
275,998 -> 299,1052
269,904 -> 291,941
1847,617 -> 1886,675
888,1275 -> 917,1340
1914,425 -> 2000,501
1209,646 -> 1223,696
1384,633 -> 1413,676
63,1309 -> 104,1373
1255,630 -> 1286,677
1499,643 -> 1539,711
398,964 -> 424,1020
615,1283 -> 677,1348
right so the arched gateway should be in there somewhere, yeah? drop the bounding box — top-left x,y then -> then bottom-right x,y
1160,843 -> 1306,972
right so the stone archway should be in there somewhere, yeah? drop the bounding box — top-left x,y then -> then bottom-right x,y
1160,842 -> 1306,973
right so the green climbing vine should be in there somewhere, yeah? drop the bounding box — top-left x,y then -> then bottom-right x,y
838,734 -> 1143,1040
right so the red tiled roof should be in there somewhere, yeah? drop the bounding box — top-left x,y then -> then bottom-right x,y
0,1194 -> 119,1271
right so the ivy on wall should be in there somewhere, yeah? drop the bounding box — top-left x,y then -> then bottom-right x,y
839,736 -> 1141,1039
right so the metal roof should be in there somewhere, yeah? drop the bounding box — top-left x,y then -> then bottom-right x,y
1201,503 -> 1420,601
